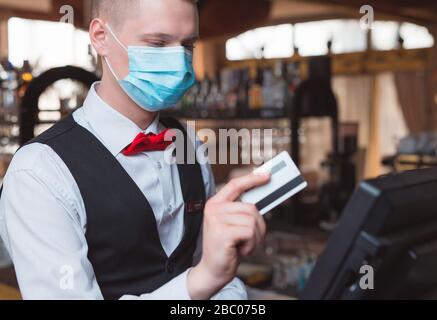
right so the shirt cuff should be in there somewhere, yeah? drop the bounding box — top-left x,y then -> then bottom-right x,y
120,270 -> 192,300
119,272 -> 248,300
211,277 -> 248,300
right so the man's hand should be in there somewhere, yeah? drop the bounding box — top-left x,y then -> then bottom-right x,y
187,172 -> 271,300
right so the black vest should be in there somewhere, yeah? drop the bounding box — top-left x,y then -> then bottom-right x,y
4,115 -> 205,300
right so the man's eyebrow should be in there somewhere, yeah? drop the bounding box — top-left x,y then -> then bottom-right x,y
137,33 -> 199,42
182,35 -> 199,43
137,33 -> 175,41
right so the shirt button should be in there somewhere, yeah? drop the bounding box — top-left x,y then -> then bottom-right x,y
156,162 -> 162,170
166,261 -> 174,274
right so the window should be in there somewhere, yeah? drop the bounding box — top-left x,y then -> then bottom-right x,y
226,19 -> 435,61
371,21 -> 434,50
294,20 -> 367,56
371,21 -> 400,51
226,19 -> 367,60
400,23 -> 434,49
7,18 -> 96,134
8,17 -> 95,73
226,24 -> 294,61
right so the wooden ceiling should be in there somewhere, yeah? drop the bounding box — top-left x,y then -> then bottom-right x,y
0,0 -> 85,26
202,0 -> 437,39
0,0 -> 435,39
199,0 -> 271,39
293,0 -> 437,26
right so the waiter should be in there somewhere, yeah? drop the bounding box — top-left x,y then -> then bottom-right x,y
0,0 -> 270,300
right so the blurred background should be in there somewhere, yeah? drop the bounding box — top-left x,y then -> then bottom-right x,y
0,0 -> 436,300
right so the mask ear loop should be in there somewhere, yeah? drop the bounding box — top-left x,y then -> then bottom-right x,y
103,56 -> 121,81
104,24 -> 129,82
106,25 -> 128,51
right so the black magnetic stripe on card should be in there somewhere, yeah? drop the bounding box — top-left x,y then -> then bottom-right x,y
255,175 -> 306,212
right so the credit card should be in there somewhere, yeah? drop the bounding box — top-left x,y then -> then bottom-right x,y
240,151 -> 308,215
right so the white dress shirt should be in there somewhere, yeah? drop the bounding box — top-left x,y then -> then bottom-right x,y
0,83 -> 247,300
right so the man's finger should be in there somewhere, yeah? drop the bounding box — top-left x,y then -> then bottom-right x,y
221,206 -> 266,245
222,213 -> 262,248
211,173 -> 271,203
206,201 -> 266,246
222,213 -> 258,229
207,202 -> 258,217
226,226 -> 257,257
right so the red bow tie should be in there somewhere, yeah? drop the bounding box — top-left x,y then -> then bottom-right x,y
123,129 -> 175,156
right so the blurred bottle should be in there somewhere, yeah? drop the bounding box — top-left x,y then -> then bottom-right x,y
248,67 -> 264,110
196,77 -> 211,116
237,69 -> 249,114
271,61 -> 287,111
18,60 -> 33,99
1,61 -> 18,111
180,82 -> 199,110
262,68 -> 274,108
0,63 -> 8,109
288,257 -> 301,288
209,75 -> 225,111
224,69 -> 238,114
217,78 -> 227,112
286,62 -> 301,101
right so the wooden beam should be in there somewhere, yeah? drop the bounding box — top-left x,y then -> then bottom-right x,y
426,26 -> 437,130
285,0 -> 437,27
82,0 -> 92,27
225,48 -> 431,76
0,19 -> 7,60
193,39 -> 226,80
0,0 -> 86,29
365,75 -> 380,178
0,0 -> 51,13
199,0 -> 271,39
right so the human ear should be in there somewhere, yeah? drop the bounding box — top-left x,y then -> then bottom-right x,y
89,18 -> 108,57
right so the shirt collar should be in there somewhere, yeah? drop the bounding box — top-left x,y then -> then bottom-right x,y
82,82 -> 162,156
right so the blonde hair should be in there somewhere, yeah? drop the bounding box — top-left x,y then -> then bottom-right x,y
92,0 -> 198,28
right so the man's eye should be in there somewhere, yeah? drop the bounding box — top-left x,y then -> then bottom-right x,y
148,41 -> 166,47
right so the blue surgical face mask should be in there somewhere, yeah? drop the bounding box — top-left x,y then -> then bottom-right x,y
104,25 -> 196,112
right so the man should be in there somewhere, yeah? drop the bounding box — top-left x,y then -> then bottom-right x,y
0,0 -> 270,300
